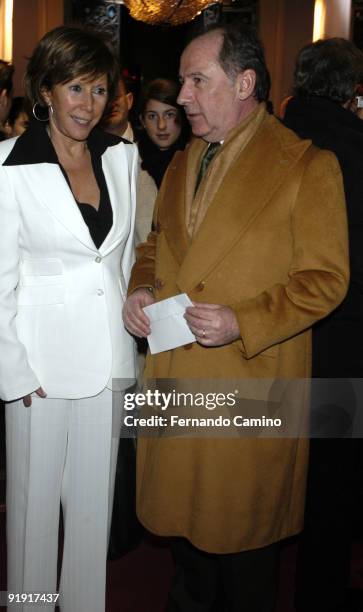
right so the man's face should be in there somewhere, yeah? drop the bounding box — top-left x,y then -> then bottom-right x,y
103,79 -> 133,132
177,32 -> 250,142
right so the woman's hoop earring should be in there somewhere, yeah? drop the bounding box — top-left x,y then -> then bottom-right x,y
32,102 -> 49,122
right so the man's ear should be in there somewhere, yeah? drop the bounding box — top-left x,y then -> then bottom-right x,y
236,69 -> 256,101
0,88 -> 7,108
3,119 -> 12,137
126,91 -> 133,111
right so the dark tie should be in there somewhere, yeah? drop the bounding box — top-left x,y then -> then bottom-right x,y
194,141 -> 221,195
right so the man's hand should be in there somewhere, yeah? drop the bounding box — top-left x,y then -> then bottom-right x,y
23,386 -> 47,407
122,288 -> 154,338
184,303 -> 240,347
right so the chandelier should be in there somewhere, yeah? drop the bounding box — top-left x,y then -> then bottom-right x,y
109,1 -> 223,26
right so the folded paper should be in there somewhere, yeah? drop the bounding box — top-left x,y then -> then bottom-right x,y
143,293 -> 196,354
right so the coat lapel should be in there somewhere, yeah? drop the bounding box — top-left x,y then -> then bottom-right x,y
4,123 -> 131,254
176,116 -> 312,293
23,163 -> 97,251
99,144 -> 130,255
160,139 -> 205,265
19,144 -> 130,255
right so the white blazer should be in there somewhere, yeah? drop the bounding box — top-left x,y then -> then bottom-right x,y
0,125 -> 138,401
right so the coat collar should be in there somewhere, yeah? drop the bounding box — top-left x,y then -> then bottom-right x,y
3,120 -> 133,254
159,111 -> 313,293
284,96 -> 363,135
2,117 -> 129,166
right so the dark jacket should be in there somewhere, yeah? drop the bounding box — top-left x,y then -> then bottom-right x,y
284,96 -> 363,377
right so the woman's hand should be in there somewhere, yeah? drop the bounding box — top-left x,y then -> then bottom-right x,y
122,288 -> 154,338
23,386 -> 47,407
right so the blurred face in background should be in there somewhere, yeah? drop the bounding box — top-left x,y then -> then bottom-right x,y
5,110 -> 29,137
13,111 -> 29,135
141,99 -> 182,150
102,78 -> 133,136
346,85 -> 363,120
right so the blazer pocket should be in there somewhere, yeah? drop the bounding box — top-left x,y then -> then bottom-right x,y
17,284 -> 65,306
21,258 -> 63,278
234,339 -> 279,359
20,258 -> 63,291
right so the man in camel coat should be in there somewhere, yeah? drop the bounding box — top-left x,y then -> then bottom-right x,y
123,22 -> 349,612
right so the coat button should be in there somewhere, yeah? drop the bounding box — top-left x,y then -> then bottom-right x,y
184,343 -> 193,350
195,281 -> 205,292
96,289 -> 104,296
95,256 -> 102,263
155,278 -> 164,290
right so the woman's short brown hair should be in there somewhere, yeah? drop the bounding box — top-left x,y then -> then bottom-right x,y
24,25 -> 120,112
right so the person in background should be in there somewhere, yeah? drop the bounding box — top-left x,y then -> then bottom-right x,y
0,59 -> 14,140
283,38 -> 363,612
102,73 -> 157,245
347,83 -> 363,120
0,26 -> 138,612
137,77 -> 190,189
279,94 -> 293,119
101,72 -> 134,141
123,22 -> 349,612
3,96 -> 29,138
102,72 -> 153,562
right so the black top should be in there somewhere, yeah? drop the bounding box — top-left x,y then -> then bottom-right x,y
3,118 -> 131,249
284,96 -> 363,376
137,128 -> 190,189
59,153 -> 112,249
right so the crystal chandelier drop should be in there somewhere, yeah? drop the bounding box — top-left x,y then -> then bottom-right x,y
119,1 -> 223,26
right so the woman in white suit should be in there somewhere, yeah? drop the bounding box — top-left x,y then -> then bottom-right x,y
0,26 -> 137,611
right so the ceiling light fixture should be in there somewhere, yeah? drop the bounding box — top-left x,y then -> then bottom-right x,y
106,0 -> 223,26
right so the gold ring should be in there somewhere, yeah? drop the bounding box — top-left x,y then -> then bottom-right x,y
202,329 -> 206,338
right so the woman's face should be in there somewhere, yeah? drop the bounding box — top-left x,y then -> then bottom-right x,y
42,73 -> 108,143
141,99 -> 182,150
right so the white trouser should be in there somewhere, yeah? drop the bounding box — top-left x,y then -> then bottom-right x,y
6,388 -> 122,612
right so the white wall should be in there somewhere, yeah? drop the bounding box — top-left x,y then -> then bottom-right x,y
260,0 -> 315,113
323,0 -> 352,38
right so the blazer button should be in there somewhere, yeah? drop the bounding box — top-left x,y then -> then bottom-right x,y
184,343 -> 193,350
95,256 -> 102,263
195,281 -> 205,292
155,278 -> 164,290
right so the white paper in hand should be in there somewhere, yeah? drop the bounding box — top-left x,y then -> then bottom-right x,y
143,293 -> 196,354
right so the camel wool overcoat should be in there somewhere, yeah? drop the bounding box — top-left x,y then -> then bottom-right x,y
128,108 -> 349,553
